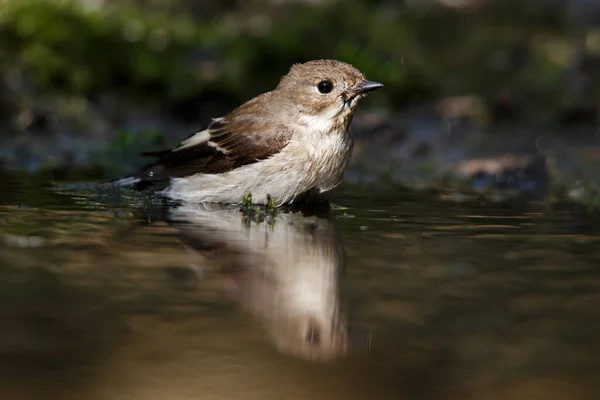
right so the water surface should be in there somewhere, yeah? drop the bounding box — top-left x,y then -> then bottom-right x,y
1,178 -> 599,400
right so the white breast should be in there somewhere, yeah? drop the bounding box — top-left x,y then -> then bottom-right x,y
165,114 -> 354,205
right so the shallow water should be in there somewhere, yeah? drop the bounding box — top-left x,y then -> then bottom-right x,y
1,178 -> 600,400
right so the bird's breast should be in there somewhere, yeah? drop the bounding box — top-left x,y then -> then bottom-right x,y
301,126 -> 354,192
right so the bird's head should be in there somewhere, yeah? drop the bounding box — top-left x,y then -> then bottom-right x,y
275,59 -> 383,129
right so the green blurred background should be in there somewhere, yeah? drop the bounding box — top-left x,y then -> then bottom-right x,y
0,0 -> 599,189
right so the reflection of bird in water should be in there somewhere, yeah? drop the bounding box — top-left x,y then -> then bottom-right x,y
167,203 -> 350,362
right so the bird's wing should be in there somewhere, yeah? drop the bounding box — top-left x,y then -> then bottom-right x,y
127,113 -> 293,189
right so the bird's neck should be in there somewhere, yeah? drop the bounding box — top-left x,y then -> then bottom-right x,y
297,106 -> 355,136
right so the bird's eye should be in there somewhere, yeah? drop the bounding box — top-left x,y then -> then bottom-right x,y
317,80 -> 333,94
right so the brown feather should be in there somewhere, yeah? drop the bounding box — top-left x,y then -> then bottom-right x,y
134,94 -> 294,185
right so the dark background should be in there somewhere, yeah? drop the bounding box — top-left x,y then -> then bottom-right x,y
1,0 -> 599,201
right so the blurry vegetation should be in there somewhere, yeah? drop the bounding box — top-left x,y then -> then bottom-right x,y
1,0 -> 598,122
89,127 -> 167,176
0,0 -> 216,103
1,0 -> 600,202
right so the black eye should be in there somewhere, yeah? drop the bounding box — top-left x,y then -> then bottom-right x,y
317,80 -> 333,94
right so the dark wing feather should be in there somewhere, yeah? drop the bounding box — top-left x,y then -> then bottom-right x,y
126,108 -> 293,189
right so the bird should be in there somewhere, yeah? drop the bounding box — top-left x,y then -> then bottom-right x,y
116,59 -> 383,206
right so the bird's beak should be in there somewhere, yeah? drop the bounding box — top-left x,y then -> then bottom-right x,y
347,80 -> 384,100
356,80 -> 384,94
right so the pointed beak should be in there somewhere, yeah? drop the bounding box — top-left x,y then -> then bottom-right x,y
346,80 -> 384,101
356,80 -> 384,94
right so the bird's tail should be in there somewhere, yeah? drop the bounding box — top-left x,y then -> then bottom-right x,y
53,176 -> 144,193
108,173 -> 162,191
111,176 -> 144,188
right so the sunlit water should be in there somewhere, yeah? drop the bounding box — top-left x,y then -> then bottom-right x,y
1,176 -> 600,400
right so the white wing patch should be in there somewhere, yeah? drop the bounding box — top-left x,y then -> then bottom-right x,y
174,117 -> 224,151
207,140 -> 230,154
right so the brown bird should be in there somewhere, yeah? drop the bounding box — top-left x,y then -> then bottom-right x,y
117,59 -> 383,205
